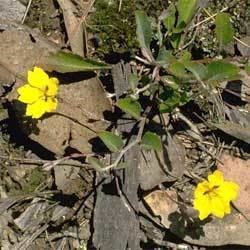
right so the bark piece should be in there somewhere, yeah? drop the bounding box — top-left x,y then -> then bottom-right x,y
93,149 -> 140,250
14,198 -> 47,232
57,0 -> 85,56
139,133 -> 185,190
93,63 -> 140,250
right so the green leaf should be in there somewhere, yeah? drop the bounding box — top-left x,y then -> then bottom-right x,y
245,63 -> 250,75
43,51 -> 111,73
159,87 -> 189,113
215,13 -> 234,48
129,74 -> 140,91
135,11 -> 153,61
156,48 -> 175,66
141,132 -> 162,151
159,96 -> 180,113
180,51 -> 192,62
183,61 -> 208,80
87,157 -> 105,171
170,33 -> 181,49
161,76 -> 179,90
117,97 -> 142,120
177,0 -> 197,27
98,131 -> 124,153
163,3 -> 176,32
172,26 -> 186,34
207,60 -> 240,81
135,11 -> 152,49
169,61 -> 188,78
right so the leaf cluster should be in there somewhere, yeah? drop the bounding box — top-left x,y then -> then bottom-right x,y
35,1 -> 248,173
93,0 -> 249,170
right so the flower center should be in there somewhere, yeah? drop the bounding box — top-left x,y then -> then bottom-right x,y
43,85 -> 56,101
204,185 -> 219,199
44,86 -> 49,101
45,85 -> 50,96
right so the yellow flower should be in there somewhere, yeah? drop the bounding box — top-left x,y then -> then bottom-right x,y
17,67 -> 59,119
193,170 -> 239,220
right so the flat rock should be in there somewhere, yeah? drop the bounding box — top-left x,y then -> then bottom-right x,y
0,0 -> 26,22
0,20 -> 111,155
170,212 -> 250,246
218,153 -> 250,218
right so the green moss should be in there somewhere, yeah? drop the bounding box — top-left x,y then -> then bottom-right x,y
10,168 -> 47,196
90,0 -> 248,56
89,0 -> 170,54
22,168 -> 46,194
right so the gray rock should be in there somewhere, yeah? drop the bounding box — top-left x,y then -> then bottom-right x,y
0,0 -> 26,22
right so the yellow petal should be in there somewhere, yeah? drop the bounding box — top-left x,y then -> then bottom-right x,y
194,181 -> 210,198
46,78 -> 59,96
26,99 -> 47,118
210,196 -> 225,218
193,195 -> 211,220
223,201 -> 231,214
17,84 -> 43,104
217,181 -> 239,202
45,97 -> 58,112
208,170 -> 224,188
28,67 -> 49,90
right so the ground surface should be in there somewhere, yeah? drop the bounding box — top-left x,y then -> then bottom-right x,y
0,0 -> 250,250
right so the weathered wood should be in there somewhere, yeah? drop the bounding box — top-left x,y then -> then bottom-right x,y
93,62 -> 141,250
